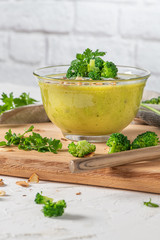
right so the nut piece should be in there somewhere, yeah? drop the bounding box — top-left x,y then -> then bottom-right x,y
76,192 -> 81,195
0,190 -> 6,196
28,173 -> 39,183
84,152 -> 95,158
61,137 -> 68,141
0,148 -> 14,152
0,180 -> 4,186
16,181 -> 29,187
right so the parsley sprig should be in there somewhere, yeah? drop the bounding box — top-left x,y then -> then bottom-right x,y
0,126 -> 62,153
76,48 -> 106,63
0,92 -> 38,115
144,198 -> 159,208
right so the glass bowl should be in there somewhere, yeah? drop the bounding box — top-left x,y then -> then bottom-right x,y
33,65 -> 150,142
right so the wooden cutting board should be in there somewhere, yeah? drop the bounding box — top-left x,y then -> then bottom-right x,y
0,122 -> 160,194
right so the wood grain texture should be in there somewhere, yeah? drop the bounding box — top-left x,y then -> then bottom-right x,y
69,145 -> 160,173
1,122 -> 160,193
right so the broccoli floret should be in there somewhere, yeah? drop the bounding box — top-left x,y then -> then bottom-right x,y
88,69 -> 101,80
95,57 -> 104,70
35,192 -> 53,204
106,133 -> 130,154
66,60 -> 88,78
42,200 -> 67,217
142,97 -> 160,104
101,61 -> 118,78
78,62 -> 88,77
66,66 -> 77,78
68,140 -> 96,157
87,59 -> 101,80
131,131 -> 159,150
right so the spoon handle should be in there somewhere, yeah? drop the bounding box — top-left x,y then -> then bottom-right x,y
69,145 -> 160,173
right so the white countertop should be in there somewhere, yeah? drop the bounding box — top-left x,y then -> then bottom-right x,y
1,176 -> 160,240
0,84 -> 160,240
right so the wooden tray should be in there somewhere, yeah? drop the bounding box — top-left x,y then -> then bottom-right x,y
0,122 -> 160,194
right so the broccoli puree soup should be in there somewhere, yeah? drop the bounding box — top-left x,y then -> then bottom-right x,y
39,79 -> 145,136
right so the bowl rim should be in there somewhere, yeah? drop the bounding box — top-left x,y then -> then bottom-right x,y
33,65 -> 151,83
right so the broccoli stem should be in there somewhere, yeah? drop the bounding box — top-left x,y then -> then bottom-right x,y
140,103 -> 160,116
108,142 -> 116,154
88,59 -> 95,72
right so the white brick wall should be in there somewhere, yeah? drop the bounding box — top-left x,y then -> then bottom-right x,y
75,2 -> 118,35
0,0 -> 160,91
0,32 -> 8,61
10,33 -> 46,65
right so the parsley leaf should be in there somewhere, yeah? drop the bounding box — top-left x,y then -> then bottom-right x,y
76,48 -> 106,64
0,126 -> 62,154
144,198 -> 159,208
0,92 -> 38,115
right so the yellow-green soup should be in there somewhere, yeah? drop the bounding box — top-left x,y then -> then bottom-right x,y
39,81 -> 145,136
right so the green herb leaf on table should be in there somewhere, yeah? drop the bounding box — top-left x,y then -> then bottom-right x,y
0,92 -> 38,115
0,126 -> 62,154
144,198 -> 159,208
140,102 -> 160,116
140,96 -> 160,116
142,96 -> 160,105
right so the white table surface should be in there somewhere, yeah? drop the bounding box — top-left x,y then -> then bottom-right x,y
0,84 -> 160,240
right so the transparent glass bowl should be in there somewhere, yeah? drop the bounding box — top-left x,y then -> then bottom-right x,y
33,65 -> 150,142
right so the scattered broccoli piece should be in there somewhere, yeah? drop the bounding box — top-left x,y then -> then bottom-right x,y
34,192 -> 67,217
140,103 -> 160,116
35,192 -> 53,204
131,131 -> 159,150
101,61 -> 118,78
142,96 -> 160,104
106,133 -> 130,154
42,200 -> 67,217
68,140 -> 96,157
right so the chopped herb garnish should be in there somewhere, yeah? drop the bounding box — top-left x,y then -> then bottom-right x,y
0,126 -> 62,153
0,92 -> 38,115
144,198 -> 159,208
66,48 -> 118,80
